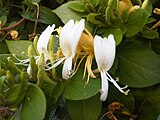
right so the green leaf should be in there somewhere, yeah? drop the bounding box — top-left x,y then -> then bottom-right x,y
116,42 -> 160,87
132,85 -> 160,120
102,27 -> 123,45
0,15 -> 7,26
138,86 -> 160,120
125,9 -> 149,37
146,17 -> 156,24
6,40 -> 32,55
90,0 -> 101,7
63,68 -> 101,100
141,0 -> 152,15
151,39 -> 160,55
0,54 -> 22,63
67,94 -> 102,120
22,6 -> 60,24
5,83 -> 25,105
141,29 -> 159,39
51,83 -> 64,99
108,85 -> 135,112
69,1 -> 85,12
53,1 -> 85,24
21,83 -> 46,120
121,10 -> 129,23
0,76 -> 5,92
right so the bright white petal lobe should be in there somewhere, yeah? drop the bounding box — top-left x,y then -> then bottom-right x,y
60,19 -> 85,57
104,34 -> 116,71
37,24 -> 55,59
94,34 -> 116,71
71,19 -> 85,57
100,71 -> 109,101
60,19 -> 74,57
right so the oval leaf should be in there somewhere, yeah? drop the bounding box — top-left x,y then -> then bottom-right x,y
63,68 -> 101,100
116,42 -> 160,88
69,1 -> 85,12
6,40 -> 32,55
20,84 -> 46,120
53,1 -> 85,24
102,28 -> 123,45
5,83 -> 25,105
67,94 -> 102,120
125,9 -> 149,37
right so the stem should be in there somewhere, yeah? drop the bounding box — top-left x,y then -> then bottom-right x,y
136,99 -> 146,117
33,4 -> 40,35
0,18 -> 26,31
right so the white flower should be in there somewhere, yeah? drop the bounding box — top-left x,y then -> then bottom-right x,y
37,24 -> 55,62
13,24 -> 55,76
45,19 -> 85,79
60,19 -> 85,79
94,35 -> 129,101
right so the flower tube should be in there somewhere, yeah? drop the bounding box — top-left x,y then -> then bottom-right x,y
94,35 -> 129,101
46,19 -> 85,80
60,19 -> 85,79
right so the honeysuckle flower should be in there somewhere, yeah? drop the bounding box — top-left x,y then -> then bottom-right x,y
13,24 -> 55,76
60,19 -> 85,79
94,35 -> 129,101
45,19 -> 85,80
37,24 -> 55,62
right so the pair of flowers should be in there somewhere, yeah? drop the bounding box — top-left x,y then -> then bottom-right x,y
16,19 -> 129,101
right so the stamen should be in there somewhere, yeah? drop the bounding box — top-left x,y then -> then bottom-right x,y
45,57 -> 65,66
70,54 -> 87,78
84,74 -> 90,88
105,72 -> 129,95
12,54 -> 30,66
13,54 -> 29,63
116,77 -> 119,82
44,57 -> 66,71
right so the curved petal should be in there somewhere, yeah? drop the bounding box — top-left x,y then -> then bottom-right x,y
71,19 -> 85,57
37,24 -> 55,59
60,19 -> 74,57
94,34 -> 116,71
60,19 -> 74,45
62,57 -> 72,80
60,19 -> 85,57
100,71 -> 109,101
104,34 -> 116,71
94,35 -> 106,69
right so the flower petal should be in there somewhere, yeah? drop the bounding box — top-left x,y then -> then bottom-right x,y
60,19 -> 74,57
37,24 -> 55,60
100,71 -> 109,101
60,19 -> 85,57
71,19 -> 85,57
104,34 -> 116,71
62,57 -> 72,80
94,34 -> 116,71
